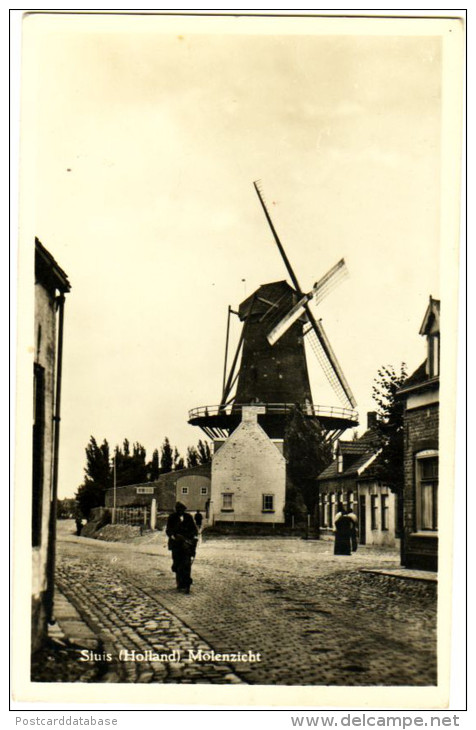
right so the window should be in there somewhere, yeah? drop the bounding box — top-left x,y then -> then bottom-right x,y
371,495 -> 378,530
181,486 -> 188,495
262,494 -> 274,512
137,486 -> 153,494
416,452 -> 438,531
328,494 -> 334,526
322,494 -> 328,527
200,486 -> 208,495
381,494 -> 389,531
221,493 -> 234,511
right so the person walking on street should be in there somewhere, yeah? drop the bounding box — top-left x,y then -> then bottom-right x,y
166,502 -> 198,593
333,502 -> 353,556
194,510 -> 203,531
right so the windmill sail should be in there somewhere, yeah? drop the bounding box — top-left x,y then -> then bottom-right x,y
312,258 -> 349,306
267,258 -> 349,346
253,179 -> 356,410
304,315 -> 356,408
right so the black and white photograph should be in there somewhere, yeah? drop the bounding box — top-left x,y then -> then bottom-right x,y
12,11 -> 465,709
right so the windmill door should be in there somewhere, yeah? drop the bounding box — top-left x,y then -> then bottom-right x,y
359,495 -> 366,545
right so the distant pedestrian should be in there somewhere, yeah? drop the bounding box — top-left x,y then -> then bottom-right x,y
205,498 -> 210,519
75,515 -> 83,536
166,502 -> 198,593
333,502 -> 352,556
347,507 -> 358,552
194,510 -> 203,531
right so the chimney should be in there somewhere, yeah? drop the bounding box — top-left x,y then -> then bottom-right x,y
367,411 -> 378,430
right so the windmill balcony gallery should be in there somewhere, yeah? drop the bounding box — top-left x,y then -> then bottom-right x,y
188,403 -> 359,441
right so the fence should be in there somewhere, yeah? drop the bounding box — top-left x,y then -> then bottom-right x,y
113,505 -> 151,527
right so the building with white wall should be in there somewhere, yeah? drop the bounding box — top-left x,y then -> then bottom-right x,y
210,406 -> 286,525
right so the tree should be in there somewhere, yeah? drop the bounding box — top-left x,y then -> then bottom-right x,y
197,439 -> 211,464
284,406 -> 333,530
173,447 -> 185,471
160,437 -> 173,474
75,436 -> 111,517
186,446 -> 199,468
371,363 -> 408,493
372,363 -> 408,542
147,448 -> 160,481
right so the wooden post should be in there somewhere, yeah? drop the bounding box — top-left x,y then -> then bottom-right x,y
151,499 -> 157,530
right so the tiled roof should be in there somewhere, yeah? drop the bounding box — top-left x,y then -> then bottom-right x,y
318,460 -> 339,480
339,441 -> 369,455
318,428 -> 381,481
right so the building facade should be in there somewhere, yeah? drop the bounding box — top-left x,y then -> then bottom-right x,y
104,464 -> 211,514
32,239 -> 70,653
210,406 -> 286,525
317,413 -> 398,548
398,297 -> 440,571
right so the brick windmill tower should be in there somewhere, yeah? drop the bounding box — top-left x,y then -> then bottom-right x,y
188,181 -> 359,441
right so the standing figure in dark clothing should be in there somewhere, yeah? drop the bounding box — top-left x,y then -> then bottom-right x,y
333,502 -> 353,556
194,510 -> 203,531
166,502 -> 198,592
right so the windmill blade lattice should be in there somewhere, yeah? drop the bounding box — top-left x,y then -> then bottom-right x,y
313,259 -> 349,307
304,324 -> 352,408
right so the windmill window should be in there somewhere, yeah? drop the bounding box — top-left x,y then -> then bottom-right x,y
221,493 -> 234,512
262,494 -> 275,512
181,487 -> 189,495
200,486 -> 208,495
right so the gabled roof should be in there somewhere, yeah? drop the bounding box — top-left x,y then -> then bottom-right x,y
318,429 -> 381,482
35,237 -> 71,293
419,296 -> 440,336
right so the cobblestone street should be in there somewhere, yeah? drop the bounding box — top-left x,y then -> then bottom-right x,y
54,522 -> 437,686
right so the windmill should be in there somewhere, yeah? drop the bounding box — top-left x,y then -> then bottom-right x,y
188,181 -> 359,441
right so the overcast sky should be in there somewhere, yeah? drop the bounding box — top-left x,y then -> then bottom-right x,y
19,14 -> 461,498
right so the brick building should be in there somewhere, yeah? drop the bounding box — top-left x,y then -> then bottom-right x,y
32,239 -> 71,652
210,406 -> 286,525
397,297 -> 440,571
104,463 -> 211,514
317,413 -> 398,548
